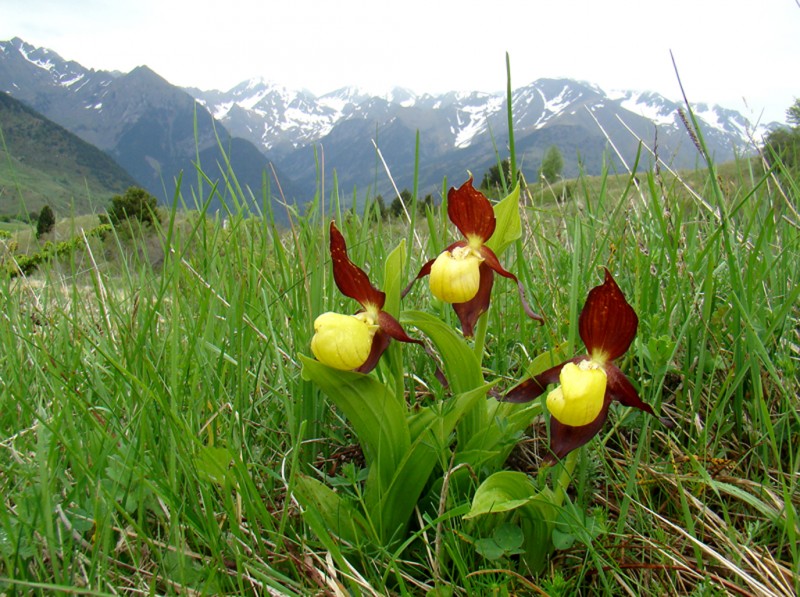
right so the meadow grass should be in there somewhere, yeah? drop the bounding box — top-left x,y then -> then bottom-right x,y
0,136 -> 798,596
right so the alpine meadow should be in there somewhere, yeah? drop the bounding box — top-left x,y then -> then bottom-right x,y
1,54 -> 799,596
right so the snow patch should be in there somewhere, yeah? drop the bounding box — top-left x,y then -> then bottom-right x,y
60,73 -> 85,87
692,105 -> 726,132
453,95 -> 503,148
239,88 -> 275,111
543,85 -> 574,116
618,91 -> 676,126
213,101 -> 234,120
318,95 -> 348,114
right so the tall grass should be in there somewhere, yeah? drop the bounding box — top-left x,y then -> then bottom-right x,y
0,125 -> 798,594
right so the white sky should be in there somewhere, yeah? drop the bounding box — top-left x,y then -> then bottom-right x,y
2,0 -> 798,124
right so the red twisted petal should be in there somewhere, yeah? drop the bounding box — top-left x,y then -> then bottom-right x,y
330,221 -> 385,309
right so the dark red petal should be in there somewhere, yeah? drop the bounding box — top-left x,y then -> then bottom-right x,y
452,263 -> 494,337
545,399 -> 611,463
604,363 -> 655,416
330,221 -> 385,309
447,178 -> 496,242
356,330 -> 391,374
579,268 -> 637,360
401,258 -> 434,298
480,246 -> 544,323
502,359 -> 574,403
377,311 -> 422,346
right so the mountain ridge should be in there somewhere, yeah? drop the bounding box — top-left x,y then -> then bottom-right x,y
0,37 -> 299,219
190,74 -> 775,198
1,37 -> 778,209
0,90 -> 138,216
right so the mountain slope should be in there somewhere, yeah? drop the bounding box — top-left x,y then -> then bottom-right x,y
1,37 -> 777,212
0,38 -> 297,219
0,91 -> 139,216
194,76 -> 775,199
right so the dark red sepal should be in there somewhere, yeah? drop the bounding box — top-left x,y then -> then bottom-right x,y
479,245 -> 544,324
605,363 -> 655,416
545,399 -> 611,463
502,356 -> 581,403
452,262 -> 494,337
356,330 -> 391,374
401,258 -> 434,298
579,268 -> 637,361
330,221 -> 385,309
377,311 -> 422,346
447,178 -> 496,242
355,312 -> 422,374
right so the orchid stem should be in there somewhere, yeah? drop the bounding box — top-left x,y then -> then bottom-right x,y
473,312 -> 489,364
393,346 -> 405,406
554,449 -> 579,507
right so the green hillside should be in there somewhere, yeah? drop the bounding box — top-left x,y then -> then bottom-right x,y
0,91 -> 139,219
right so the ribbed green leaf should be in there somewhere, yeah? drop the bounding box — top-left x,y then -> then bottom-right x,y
401,310 -> 483,394
465,471 -> 558,573
383,239 -> 405,317
293,474 -> 373,546
465,471 -> 537,518
485,182 -> 521,257
459,399 -> 542,471
299,355 -> 409,492
369,382 -> 493,544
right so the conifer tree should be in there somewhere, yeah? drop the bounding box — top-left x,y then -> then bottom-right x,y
539,146 -> 564,183
36,205 -> 55,238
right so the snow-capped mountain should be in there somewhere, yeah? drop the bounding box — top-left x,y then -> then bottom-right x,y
0,37 -> 779,208
192,74 -> 773,175
0,37 -> 300,216
189,79 -> 360,153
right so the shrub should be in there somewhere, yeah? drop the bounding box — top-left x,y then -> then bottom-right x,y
539,145 -> 564,183
36,205 -> 56,238
107,187 -> 159,227
762,98 -> 800,174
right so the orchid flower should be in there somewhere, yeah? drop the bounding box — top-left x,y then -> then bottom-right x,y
404,178 -> 542,336
505,268 -> 665,461
311,222 -> 422,373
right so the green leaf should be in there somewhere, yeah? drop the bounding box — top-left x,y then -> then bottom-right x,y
194,445 -> 235,488
401,310 -> 483,394
465,471 -> 559,573
485,182 -> 521,257
459,399 -> 542,472
383,239 -> 406,317
493,522 -> 525,550
300,355 -> 410,491
475,522 -> 528,562
475,537 -> 506,560
300,353 -> 491,545
526,341 -> 570,377
369,382 -> 493,544
293,474 -> 373,547
519,496 -> 558,573
465,471 -> 537,518
554,503 -> 605,549
551,527 -> 576,550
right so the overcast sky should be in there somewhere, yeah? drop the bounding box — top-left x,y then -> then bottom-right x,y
3,0 -> 798,124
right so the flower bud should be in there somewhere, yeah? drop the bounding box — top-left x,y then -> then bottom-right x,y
311,312 -> 378,371
429,245 -> 483,304
546,360 -> 607,427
